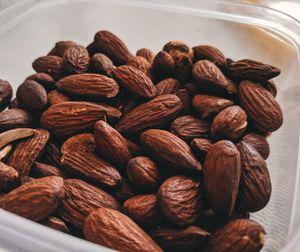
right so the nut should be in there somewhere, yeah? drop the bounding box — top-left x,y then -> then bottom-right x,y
47,90 -> 70,106
62,45 -> 90,73
126,56 -> 152,77
155,78 -> 180,96
193,45 -> 226,69
32,55 -> 65,80
0,162 -> 18,190
61,133 -> 96,155
151,51 -> 175,81
242,133 -> 270,160
25,73 -> 56,92
0,79 -> 13,112
89,53 -> 114,76
48,40 -> 77,57
136,48 -> 155,63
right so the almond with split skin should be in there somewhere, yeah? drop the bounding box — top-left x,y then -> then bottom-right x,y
61,133 -> 95,155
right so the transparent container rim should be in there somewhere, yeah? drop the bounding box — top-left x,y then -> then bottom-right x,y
0,0 -> 299,251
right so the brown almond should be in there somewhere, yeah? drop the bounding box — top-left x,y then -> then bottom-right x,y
47,90 -> 70,106
116,94 -> 182,133
211,105 -> 247,142
207,219 -> 265,252
94,120 -> 131,166
151,51 -> 175,80
61,151 -> 121,188
190,138 -> 212,163
8,129 -> 50,177
94,30 -> 133,65
176,89 -> 191,115
239,80 -> 283,132
0,162 -> 18,190
157,175 -> 202,225
0,144 -> 13,161
0,108 -> 36,132
58,179 -> 120,227
0,79 -> 13,112
34,162 -> 68,178
150,225 -> 210,252
32,55 -> 64,80
89,53 -> 114,76
127,156 -> 160,191
42,216 -> 70,234
62,45 -> 90,74
141,129 -> 201,173
156,78 -> 180,95
16,80 -> 48,111
84,208 -> 163,252
61,133 -> 95,155
25,73 -> 56,92
203,140 -> 240,219
193,45 -> 227,69
48,40 -> 77,57
0,128 -> 36,149
43,141 -> 62,167
56,73 -> 119,99
40,101 -> 108,136
111,177 -> 137,203
123,194 -> 162,227
171,115 -> 210,142
112,65 -> 156,98
0,176 -> 64,221
227,59 -> 280,81
136,48 -> 155,63
125,138 -> 143,157
19,176 -> 35,185
184,82 -> 201,97
236,141 -> 271,212
127,56 -> 152,77
242,133 -> 270,160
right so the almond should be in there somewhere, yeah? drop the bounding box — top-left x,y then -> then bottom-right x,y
61,133 -> 95,155
239,80 -> 283,132
260,79 -> 277,97
116,94 -> 182,133
43,141 -> 62,167
136,48 -> 155,63
0,109 -> 36,132
47,90 -> 70,106
9,98 -> 21,109
193,45 -> 227,69
111,177 -> 137,203
112,65 -> 156,98
8,129 -> 50,177
176,89 -> 191,115
58,179 -> 120,227
56,73 -> 119,99
127,56 -> 152,77
157,175 -> 203,225
0,176 -> 64,221
236,141 -> 271,212
211,105 -> 247,142
62,45 -> 90,74
84,208 -> 163,252
94,120 -> 131,166
0,128 -> 36,149
0,144 -> 13,161
125,138 -> 143,157
42,216 -> 70,234
0,79 -> 13,112
25,73 -> 56,92
151,51 -> 175,81
34,162 -> 68,179
48,40 -> 77,57
89,53 -> 113,76
203,140 -> 240,219
156,78 -> 180,95
141,129 -> 201,173
242,133 -> 270,160
190,138 -> 212,163
0,162 -> 18,190
32,55 -> 65,80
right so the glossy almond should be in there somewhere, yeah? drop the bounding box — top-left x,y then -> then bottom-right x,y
193,45 -> 227,69
25,73 -> 56,92
242,133 -> 270,160
157,175 -> 202,225
151,51 -> 175,80
58,179 -> 120,227
190,138 -> 212,163
207,219 -> 265,252
203,140 -> 240,219
155,78 -> 180,95
62,45 -> 90,73
56,73 -> 119,99
0,176 -> 64,221
171,115 -> 210,142
0,162 -> 18,189
236,141 -> 271,212
0,79 -> 13,111
8,129 -> 50,177
61,133 -> 95,155
0,128 -> 36,150
136,48 -> 155,63
211,105 -> 247,142
112,65 -> 156,98
84,208 -> 163,252
48,40 -> 77,57
116,94 -> 182,133
32,55 -> 64,80
141,129 -> 201,173
94,120 -> 131,166
47,90 -> 70,106
90,53 -> 113,76
127,56 -> 152,77
239,80 -> 283,132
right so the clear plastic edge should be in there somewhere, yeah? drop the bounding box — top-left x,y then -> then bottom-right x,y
0,0 -> 299,251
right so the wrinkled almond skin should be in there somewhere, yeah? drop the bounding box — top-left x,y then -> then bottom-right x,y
203,140 -> 240,219
94,120 -> 131,166
193,45 -> 227,69
127,156 -> 160,191
62,45 -> 90,74
239,80 -> 283,132
47,90 -> 70,106
40,101 -> 108,136
84,208 -> 163,252
90,53 -> 114,76
0,109 -> 36,132
156,78 -> 180,96
127,56 -> 152,77
151,51 -> 175,81
136,48 -> 155,63
0,176 -> 64,221
56,73 -> 119,99
242,133 -> 270,160
58,179 -> 120,228
192,94 -> 234,119
116,94 -> 182,133
112,65 -> 156,98
61,151 -> 121,188
227,59 -> 280,81
94,30 -> 133,65
34,162 -> 68,179
0,162 -> 18,190
8,129 -> 50,177
211,105 -> 247,142
192,60 -> 237,95
16,80 -> 48,111
48,40 -> 77,57
32,55 -> 64,80
0,79 -> 13,112
206,219 -> 265,252
141,129 -> 202,173
171,115 -> 210,142
61,133 -> 95,155
236,141 -> 271,212
191,138 -> 212,163
42,216 -> 70,234
123,194 -> 162,227
150,225 -> 210,252
157,175 -> 203,225
25,73 -> 56,92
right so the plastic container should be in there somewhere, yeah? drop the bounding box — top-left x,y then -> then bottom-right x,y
0,0 -> 300,251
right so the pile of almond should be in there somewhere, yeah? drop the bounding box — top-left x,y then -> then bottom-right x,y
0,30 -> 282,252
